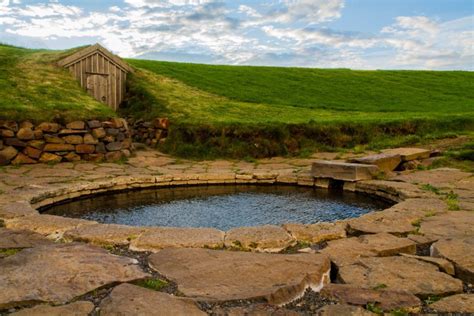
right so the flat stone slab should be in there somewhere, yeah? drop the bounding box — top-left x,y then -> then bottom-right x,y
129,227 -> 224,252
400,253 -> 455,275
431,237 -> 474,283
0,228 -> 51,249
283,222 -> 346,244
0,201 -> 37,219
419,211 -> 474,239
429,294 -> 474,313
394,168 -> 471,188
338,256 -> 463,297
99,283 -> 205,316
381,147 -> 431,162
10,301 -> 94,316
320,233 -> 416,267
349,153 -> 401,172
347,198 -> 447,235
63,223 -> 148,246
213,304 -> 299,316
312,160 -> 379,182
320,284 -> 421,312
0,243 -> 149,309
224,225 -> 295,252
356,180 -> 435,202
148,248 -> 331,305
4,215 -> 96,239
316,305 -> 375,316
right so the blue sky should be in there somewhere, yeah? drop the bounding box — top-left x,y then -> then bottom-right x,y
0,0 -> 472,69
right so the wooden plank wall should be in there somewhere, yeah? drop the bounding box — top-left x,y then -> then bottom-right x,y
67,52 -> 127,111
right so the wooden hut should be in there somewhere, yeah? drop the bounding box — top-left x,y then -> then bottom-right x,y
58,44 -> 132,111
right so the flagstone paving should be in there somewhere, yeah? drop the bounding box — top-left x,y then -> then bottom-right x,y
0,148 -> 472,314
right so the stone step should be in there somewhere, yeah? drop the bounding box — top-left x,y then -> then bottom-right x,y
381,147 -> 431,162
311,160 -> 379,182
349,153 -> 401,172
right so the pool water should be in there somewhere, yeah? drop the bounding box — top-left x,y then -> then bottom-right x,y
42,185 -> 390,231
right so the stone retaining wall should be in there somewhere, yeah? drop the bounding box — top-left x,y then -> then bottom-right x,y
0,118 -> 132,165
127,117 -> 169,147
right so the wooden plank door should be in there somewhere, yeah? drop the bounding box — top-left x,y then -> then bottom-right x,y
86,74 -> 109,104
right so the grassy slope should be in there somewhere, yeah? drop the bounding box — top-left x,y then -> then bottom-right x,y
0,44 -> 115,122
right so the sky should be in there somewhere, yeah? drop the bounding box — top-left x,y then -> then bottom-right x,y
0,0 -> 473,69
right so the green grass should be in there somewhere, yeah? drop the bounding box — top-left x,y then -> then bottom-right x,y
0,44 -> 115,122
133,279 -> 169,291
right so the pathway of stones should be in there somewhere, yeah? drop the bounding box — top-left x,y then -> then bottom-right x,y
0,149 -> 473,315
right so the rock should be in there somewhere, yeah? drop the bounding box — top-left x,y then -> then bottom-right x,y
0,120 -> 18,131
283,222 -> 346,244
148,248 -> 331,304
10,301 -> 94,316
431,237 -> 474,283
16,128 -> 34,140
106,142 -> 123,151
1,129 -> 14,137
75,144 -> 95,154
58,129 -> 88,136
64,152 -> 81,162
429,294 -> 474,313
394,168 -> 471,188
43,143 -> 75,152
92,127 -> 106,138
320,233 -> 416,267
105,151 -> 123,161
350,153 -> 401,172
23,146 -> 42,159
0,140 -> 3,150
398,160 -> 421,171
0,146 -> 18,164
399,253 -> 455,275
419,211 -> 474,239
83,153 -> 104,162
5,138 -> 27,147
382,147 -> 431,162
106,128 -> 119,136
66,121 -> 86,130
4,214 -> 96,239
33,129 -> 43,139
320,284 -> 421,312
39,152 -> 62,163
316,305 -> 375,316
130,227 -> 224,252
0,201 -> 37,220
121,149 -> 131,157
213,304 -> 300,316
19,121 -> 33,129
43,134 -> 65,143
110,117 -> 124,128
338,256 -> 463,297
0,243 -> 149,309
347,198 -> 447,235
99,283 -> 205,316
225,225 -> 295,252
153,118 -> 169,129
0,228 -> 51,249
63,135 -> 83,144
11,153 -> 36,165
83,133 -> 98,144
87,120 -> 102,129
64,224 -> 147,246
95,142 -> 107,153
355,180 -> 435,202
36,122 -> 60,133
27,140 -> 45,150
104,135 -> 115,142
312,160 -> 379,181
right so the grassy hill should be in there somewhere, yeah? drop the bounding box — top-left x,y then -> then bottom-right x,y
0,44 -> 115,122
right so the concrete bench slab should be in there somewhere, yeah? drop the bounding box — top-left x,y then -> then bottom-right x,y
311,160 -> 379,182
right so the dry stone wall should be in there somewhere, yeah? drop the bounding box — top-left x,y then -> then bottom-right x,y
0,118 -> 133,165
127,118 -> 169,147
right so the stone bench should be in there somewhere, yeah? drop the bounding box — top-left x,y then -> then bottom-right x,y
311,160 -> 379,182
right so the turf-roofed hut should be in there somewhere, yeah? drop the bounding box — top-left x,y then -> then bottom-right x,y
58,44 -> 132,111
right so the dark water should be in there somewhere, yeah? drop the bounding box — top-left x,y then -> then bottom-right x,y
43,185 -> 390,230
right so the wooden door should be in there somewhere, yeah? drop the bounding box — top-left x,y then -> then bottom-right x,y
86,74 -> 108,104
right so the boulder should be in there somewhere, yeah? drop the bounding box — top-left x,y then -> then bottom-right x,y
75,144 -> 95,154
338,256 -> 463,297
130,227 -> 224,252
349,153 -> 401,172
429,294 -> 474,313
381,147 -> 431,162
63,135 -> 83,145
39,152 -> 62,163
10,301 -> 94,316
43,143 -> 75,152
320,233 -> 416,267
148,248 -> 331,304
66,121 -> 86,130
0,243 -> 149,309
11,153 -> 36,165
225,225 -> 296,252
431,237 -> 474,283
99,283 -> 205,316
320,284 -> 421,312
312,160 -> 379,181
16,128 -> 34,140
283,222 -> 347,243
